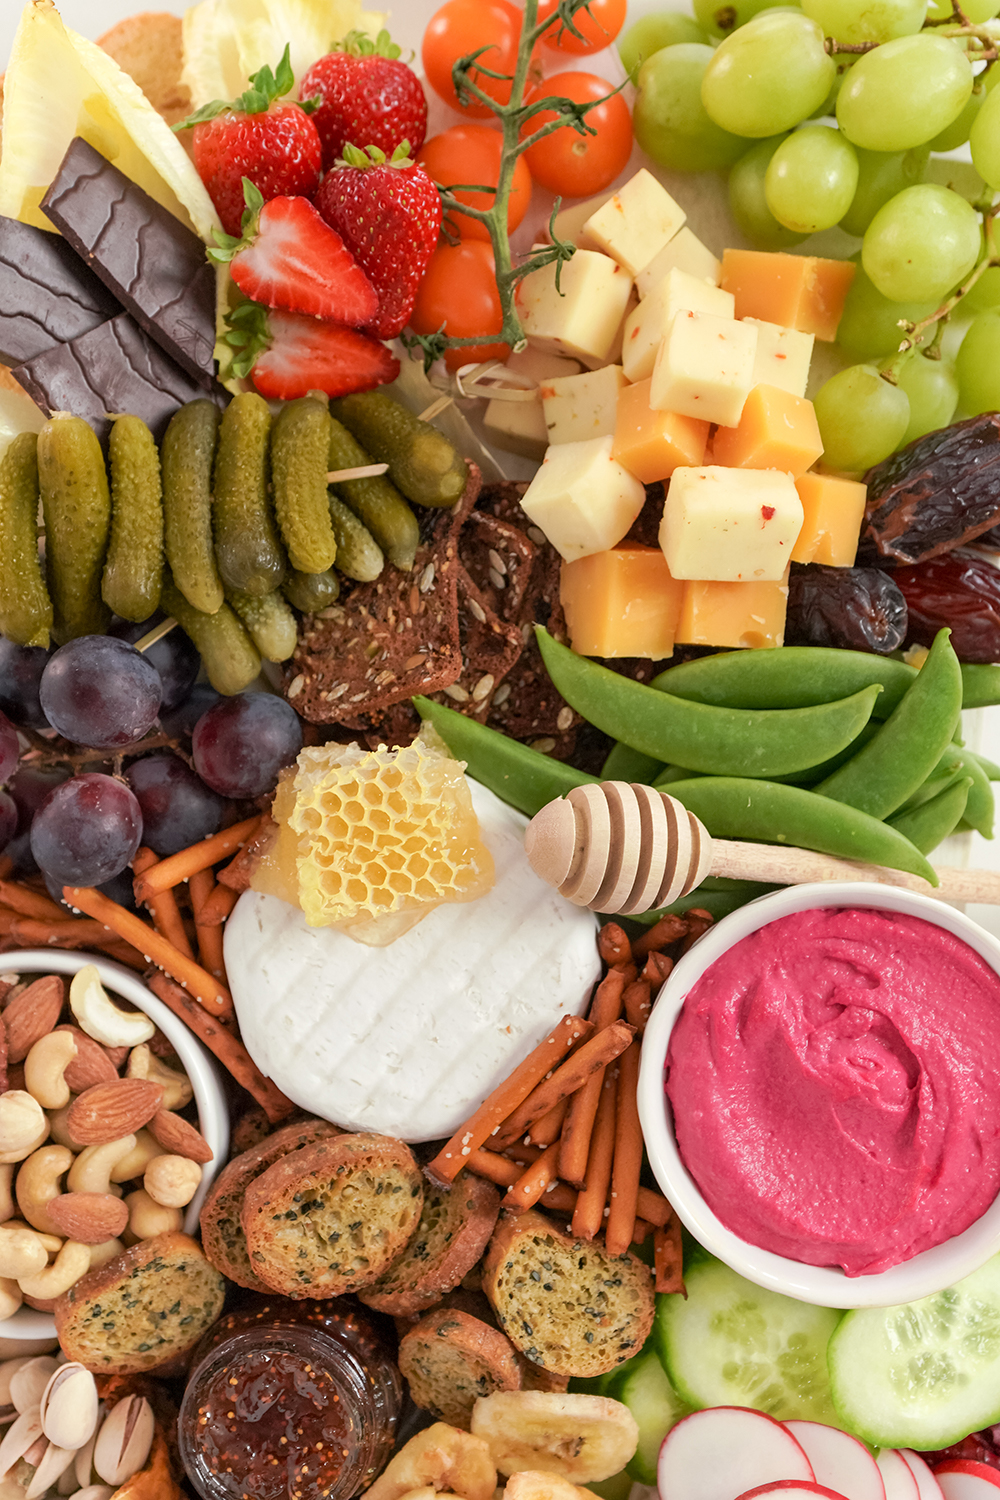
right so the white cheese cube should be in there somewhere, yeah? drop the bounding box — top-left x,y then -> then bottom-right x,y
578,285 -> 638,372
650,311 -> 757,428
541,365 -> 627,445
520,435 -> 646,562
516,250 -> 634,365
504,347 -> 583,383
581,169 -> 686,278
659,466 -> 804,581
622,268 -> 735,384
551,192 -> 613,248
636,227 -> 722,298
483,396 -> 549,461
745,317 -> 814,399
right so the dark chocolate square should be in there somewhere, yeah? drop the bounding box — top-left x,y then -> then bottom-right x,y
0,214 -> 120,365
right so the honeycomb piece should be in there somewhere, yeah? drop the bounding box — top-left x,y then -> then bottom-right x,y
250,729 -> 495,945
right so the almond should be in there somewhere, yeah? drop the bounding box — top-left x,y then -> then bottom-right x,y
55,1026 -> 119,1092
47,1193 -> 129,1245
5,976 -> 64,1063
148,1110 -> 213,1164
67,1081 -> 164,1146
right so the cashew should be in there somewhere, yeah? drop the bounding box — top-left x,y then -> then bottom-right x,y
107,1132 -> 160,1186
68,1138 -> 134,1198
0,1167 -> 15,1225
143,1155 -> 201,1209
0,1094 -> 48,1164
69,968 -> 154,1049
126,1046 -> 192,1111
0,1281 -> 21,1321
46,1105 -> 83,1153
87,1239 -> 124,1271
16,1147 -> 73,1236
0,1225 -> 48,1280
3,1223 -> 62,1257
123,1190 -> 182,1240
23,1034 -> 77,1112
17,1242 -> 90,1300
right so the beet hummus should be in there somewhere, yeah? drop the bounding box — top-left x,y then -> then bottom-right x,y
665,906 -> 1000,1276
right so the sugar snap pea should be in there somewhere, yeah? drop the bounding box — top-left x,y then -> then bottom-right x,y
887,778 -> 972,855
967,747 -> 1000,781
651,647 -> 917,719
960,663 -> 1000,709
950,745 -> 994,838
536,627 -> 881,780
630,877 -> 780,925
600,742 -> 664,783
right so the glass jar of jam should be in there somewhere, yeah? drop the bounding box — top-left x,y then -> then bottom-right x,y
178,1299 -> 403,1500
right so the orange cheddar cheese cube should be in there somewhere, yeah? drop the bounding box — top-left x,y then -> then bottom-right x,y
720,251 -> 856,342
713,384 -> 823,477
560,545 -> 684,659
612,378 -> 710,483
792,472 -> 868,566
676,572 -> 789,650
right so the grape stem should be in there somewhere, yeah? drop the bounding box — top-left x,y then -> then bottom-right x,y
889,202 -> 1000,366
18,730 -> 184,772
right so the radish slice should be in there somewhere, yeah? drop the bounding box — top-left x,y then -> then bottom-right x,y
737,1486 -> 852,1500
934,1460 -> 1000,1500
785,1421 -> 886,1500
898,1452 -> 945,1500
658,1406 -> 814,1500
878,1450 -> 921,1500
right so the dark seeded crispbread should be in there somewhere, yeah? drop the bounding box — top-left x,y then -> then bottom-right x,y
481,1208 -> 655,1379
55,1232 -> 225,1374
199,1118 -> 341,1291
241,1132 -> 424,1298
399,1308 -> 522,1430
360,1175 -> 501,1317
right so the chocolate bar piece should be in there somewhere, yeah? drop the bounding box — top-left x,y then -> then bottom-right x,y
41,137 -> 217,386
0,214 -> 119,365
12,311 -> 227,445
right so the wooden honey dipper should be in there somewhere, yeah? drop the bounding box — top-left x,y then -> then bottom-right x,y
523,780 -> 1000,915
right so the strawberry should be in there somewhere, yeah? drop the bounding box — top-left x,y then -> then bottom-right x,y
208,184 -> 378,325
314,143 -> 443,340
224,300 -> 400,401
177,46 -> 323,236
299,29 -> 428,169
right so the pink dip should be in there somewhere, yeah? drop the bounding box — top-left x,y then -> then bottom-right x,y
665,906 -> 1000,1275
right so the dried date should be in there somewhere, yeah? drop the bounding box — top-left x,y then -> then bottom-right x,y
895,550 -> 1000,663
786,564 -> 908,654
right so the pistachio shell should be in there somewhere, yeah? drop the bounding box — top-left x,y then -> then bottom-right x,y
40,1362 -> 98,1451
8,1358 -> 57,1415
0,1359 -> 31,1408
73,1487 -> 115,1500
93,1396 -> 154,1487
0,1408 -> 42,1479
25,1439 -> 74,1500
74,1423 -> 98,1489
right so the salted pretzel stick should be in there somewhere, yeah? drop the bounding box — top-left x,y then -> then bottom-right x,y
597,923 -> 632,967
132,816 -> 261,902
506,1141 -> 562,1213
623,978 -> 652,1035
680,909 -> 714,954
632,912 -> 687,960
606,1040 -> 642,1255
642,951 -> 673,988
8,917 -> 122,949
654,1212 -> 685,1295
189,870 -> 227,985
465,1148 -> 577,1213
196,883 -> 240,927
632,1217 -> 652,1244
559,969 -> 628,1188
492,1020 -> 635,1150
0,881 -> 66,923
526,1096 -> 568,1147
572,1063 -> 618,1242
426,1014 -> 593,1185
636,1187 -> 674,1227
216,818 -> 273,892
0,858 -> 12,881
133,849 -> 195,961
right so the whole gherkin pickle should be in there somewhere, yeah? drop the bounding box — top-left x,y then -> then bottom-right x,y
327,418 -> 419,572
331,390 -> 468,508
213,392 -> 285,598
270,397 -> 337,574
37,413 -> 111,642
225,586 -> 298,662
282,567 -> 340,613
102,415 -> 163,623
327,493 -> 383,582
160,575 -> 261,696
162,399 -> 224,614
0,432 -> 52,648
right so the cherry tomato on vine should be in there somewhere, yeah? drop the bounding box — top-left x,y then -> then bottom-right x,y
418,125 -> 533,241
521,71 -> 632,197
422,0 -> 527,116
537,0 -> 627,54
409,240 -> 510,371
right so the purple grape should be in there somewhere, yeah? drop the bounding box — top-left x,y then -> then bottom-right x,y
108,615 -> 200,712
9,765 -> 73,832
30,772 -> 143,888
192,692 -> 303,799
0,711 -> 19,785
125,752 -> 225,856
0,638 -> 50,731
40,636 -> 162,750
43,865 -> 139,913
160,685 -> 223,743
0,792 -> 15,854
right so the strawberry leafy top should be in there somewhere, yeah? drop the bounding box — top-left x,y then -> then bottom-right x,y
334,28 -> 403,61
175,44 -> 320,129
222,299 -> 272,380
338,141 -> 414,171
207,179 -> 267,262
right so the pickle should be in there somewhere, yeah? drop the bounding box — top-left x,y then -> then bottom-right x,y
270,397 -> 337,574
282,568 -> 341,614
328,418 -> 419,572
162,400 -> 223,615
225,586 -> 298,662
102,415 -> 163,624
0,432 -> 52,648
327,493 -> 384,582
331,390 -> 468,509
160,576 -> 261,696
37,413 -> 111,642
213,392 -> 285,598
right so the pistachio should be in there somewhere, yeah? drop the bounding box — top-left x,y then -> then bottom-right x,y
25,1439 -> 75,1500
0,1408 -> 42,1479
40,1363 -> 98,1452
73,1488 -> 115,1500
93,1396 -> 154,1487
0,1359 -> 31,1408
73,1425 -> 98,1490
8,1358 -> 57,1416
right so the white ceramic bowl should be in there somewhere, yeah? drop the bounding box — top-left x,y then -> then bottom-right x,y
0,950 -> 230,1343
637,881 -> 1000,1310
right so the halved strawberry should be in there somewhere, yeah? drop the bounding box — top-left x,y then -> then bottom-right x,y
224,300 -> 399,400
210,184 -> 378,324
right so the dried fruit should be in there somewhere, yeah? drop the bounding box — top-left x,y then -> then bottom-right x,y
895,549 -> 1000,663
785,563 -> 908,655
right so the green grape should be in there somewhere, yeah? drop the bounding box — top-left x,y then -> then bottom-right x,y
890,354 -> 959,444
837,262 -> 936,359
862,184 -> 980,302
928,0 -> 999,21
839,145 -> 927,237
956,313 -> 1000,413
765,125 -> 859,233
633,45 -> 749,172
813,364 -> 910,472
729,136 -> 810,248
701,12 -> 835,136
970,84 -> 1000,189
618,13 -> 708,74
836,35 -> 974,152
693,0 -> 798,37
962,263 -> 1000,315
801,0 -> 923,45
930,88 -> 984,152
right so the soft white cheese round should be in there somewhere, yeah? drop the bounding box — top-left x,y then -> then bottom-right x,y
225,780 -> 601,1142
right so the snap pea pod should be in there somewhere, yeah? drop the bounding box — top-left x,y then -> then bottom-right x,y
536,627 -> 882,780
887,778 -> 972,855
894,747 -> 970,815
600,742 -> 664,783
814,629 -> 963,820
960,663 -> 1000,709
665,777 -> 937,883
767,723 -> 881,786
950,745 -> 994,838
413,695 -> 598,817
651,647 -> 917,719
629,878 -> 780,925
969,748 -> 1000,781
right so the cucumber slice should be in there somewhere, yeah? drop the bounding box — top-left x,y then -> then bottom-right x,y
828,1253 -> 1000,1449
654,1257 -> 842,1424
607,1342 -> 690,1484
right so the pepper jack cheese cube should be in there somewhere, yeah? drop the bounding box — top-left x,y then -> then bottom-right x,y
636,227 -> 722,298
659,466 -> 803,581
515,251 -> 634,364
792,471 -> 867,565
720,250 -> 856,342
712,384 -> 823,477
650,311 -> 757,428
612,377 -> 710,483
560,545 -> 684,658
676,572 -> 789,649
581,169 -> 687,278
520,435 -> 646,562
483,348 -> 584,460
622,268 -> 735,384
745,318 -> 814,399
551,192 -> 613,248
541,365 -> 627,445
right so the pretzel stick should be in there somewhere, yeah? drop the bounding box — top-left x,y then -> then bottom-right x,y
63,886 -> 235,1021
680,909 -> 714,954
506,1141 -> 562,1213
492,1021 -> 635,1150
559,970 -> 627,1188
623,978 -> 652,1035
133,849 -> 195,961
465,1148 -> 577,1213
426,1014 -> 593,1185
606,1040 -> 642,1256
189,870 -> 227,985
526,1096 -> 568,1147
642,951 -> 673,987
572,1063 -> 618,1241
0,858 -> 12,881
636,1187 -> 674,1228
654,1213 -> 685,1295
196,883 -> 240,927
132,816 -> 261,901
631,1217 -> 652,1245
0,881 -> 67,923
216,818 -> 273,893
8,917 -> 124,949
632,912 -> 688,959
598,923 -> 632,967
